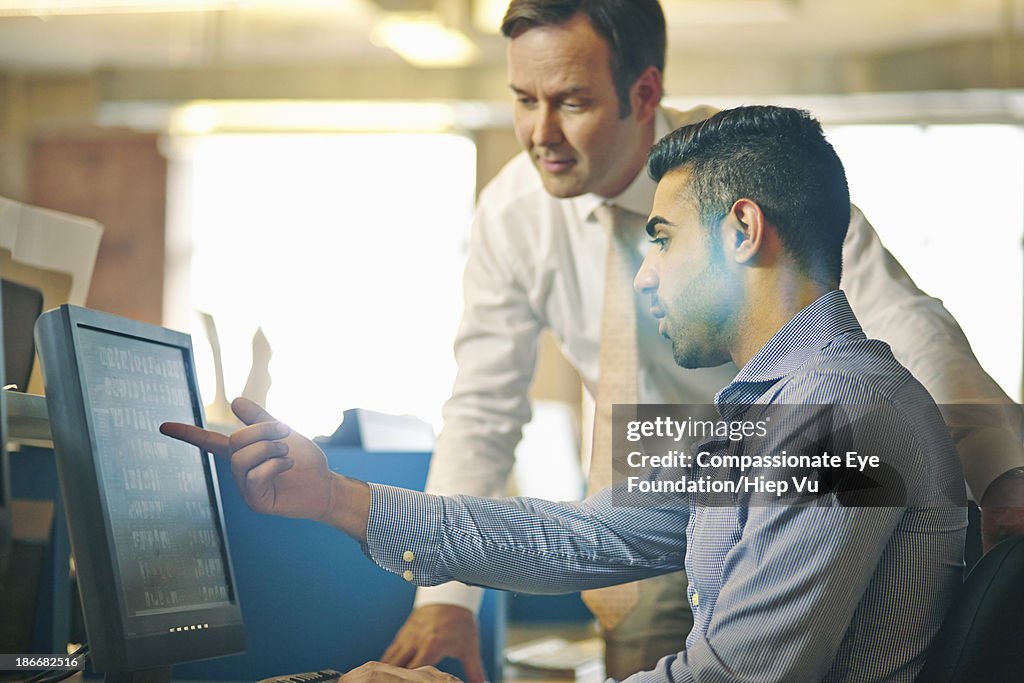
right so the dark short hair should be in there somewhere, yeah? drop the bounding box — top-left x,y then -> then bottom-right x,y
501,0 -> 666,117
648,105 -> 851,285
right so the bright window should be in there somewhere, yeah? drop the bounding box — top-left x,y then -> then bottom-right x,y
826,124 -> 1024,400
169,133 -> 475,436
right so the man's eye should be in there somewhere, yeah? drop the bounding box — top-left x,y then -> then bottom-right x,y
563,101 -> 585,111
649,237 -> 669,251
516,96 -> 536,108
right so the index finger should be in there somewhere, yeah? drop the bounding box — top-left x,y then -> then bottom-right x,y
160,421 -> 231,458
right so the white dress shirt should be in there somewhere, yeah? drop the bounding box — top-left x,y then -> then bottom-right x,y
414,107 -> 1020,613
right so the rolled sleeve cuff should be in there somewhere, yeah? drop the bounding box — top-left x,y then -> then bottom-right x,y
364,483 -> 448,585
414,583 -> 485,612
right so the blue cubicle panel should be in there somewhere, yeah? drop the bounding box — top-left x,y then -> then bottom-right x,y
175,447 -> 506,682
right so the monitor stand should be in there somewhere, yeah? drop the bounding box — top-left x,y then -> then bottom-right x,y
105,666 -> 172,683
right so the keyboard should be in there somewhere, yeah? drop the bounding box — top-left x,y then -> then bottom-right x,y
256,668 -> 343,682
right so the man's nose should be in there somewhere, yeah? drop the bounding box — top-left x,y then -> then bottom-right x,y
634,256 -> 658,295
532,105 -> 563,147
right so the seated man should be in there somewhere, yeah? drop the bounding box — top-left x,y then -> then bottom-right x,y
163,105 -> 966,682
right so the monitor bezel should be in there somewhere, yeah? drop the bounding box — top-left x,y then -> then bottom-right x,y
36,305 -> 245,674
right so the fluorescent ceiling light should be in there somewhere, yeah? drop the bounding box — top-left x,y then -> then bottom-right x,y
100,99 -> 512,133
372,14 -> 479,68
0,0 -> 236,15
168,100 -> 464,134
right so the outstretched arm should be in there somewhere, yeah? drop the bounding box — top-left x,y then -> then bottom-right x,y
162,398 -> 688,594
364,484 -> 687,594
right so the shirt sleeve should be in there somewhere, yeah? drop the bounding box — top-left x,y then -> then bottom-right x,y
415,194 -> 545,610
840,205 -> 1024,499
366,484 -> 688,594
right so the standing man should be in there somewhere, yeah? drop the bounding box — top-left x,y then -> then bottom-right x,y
380,1 -> 1023,681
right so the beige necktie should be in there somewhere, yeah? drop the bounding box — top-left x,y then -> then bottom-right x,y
582,203 -> 642,631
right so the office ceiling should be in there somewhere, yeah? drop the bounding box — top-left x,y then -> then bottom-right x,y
0,0 -> 1018,72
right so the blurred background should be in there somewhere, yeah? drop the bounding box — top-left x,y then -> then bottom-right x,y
0,0 -> 1021,441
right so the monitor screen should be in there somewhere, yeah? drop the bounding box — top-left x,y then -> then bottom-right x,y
35,305 -> 245,676
78,327 -> 233,617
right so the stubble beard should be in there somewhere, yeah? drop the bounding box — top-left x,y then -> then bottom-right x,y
668,255 -> 736,370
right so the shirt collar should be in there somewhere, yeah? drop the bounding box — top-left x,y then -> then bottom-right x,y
716,289 -> 864,406
573,107 -> 672,224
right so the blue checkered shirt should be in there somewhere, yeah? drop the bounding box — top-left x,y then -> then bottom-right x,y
364,290 -> 967,682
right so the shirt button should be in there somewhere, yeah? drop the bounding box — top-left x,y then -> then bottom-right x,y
403,570 -> 414,582
403,551 -> 415,562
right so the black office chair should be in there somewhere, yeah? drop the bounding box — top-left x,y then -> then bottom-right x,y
917,535 -> 1024,682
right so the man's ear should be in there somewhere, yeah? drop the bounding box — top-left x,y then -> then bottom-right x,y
721,198 -> 765,265
630,66 -> 662,122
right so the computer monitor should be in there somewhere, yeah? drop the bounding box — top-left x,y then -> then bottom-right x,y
2,278 -> 45,393
35,305 -> 245,682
